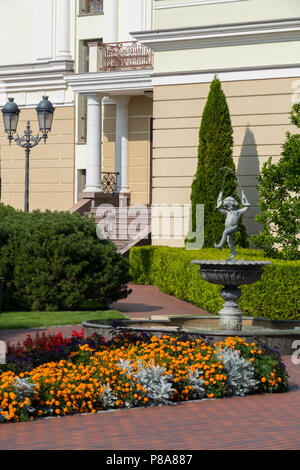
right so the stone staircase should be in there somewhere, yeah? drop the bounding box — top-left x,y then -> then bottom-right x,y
69,193 -> 151,255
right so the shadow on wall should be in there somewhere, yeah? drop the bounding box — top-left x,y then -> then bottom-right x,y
237,125 -> 261,238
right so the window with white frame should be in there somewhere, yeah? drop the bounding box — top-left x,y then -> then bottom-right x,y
81,0 -> 104,14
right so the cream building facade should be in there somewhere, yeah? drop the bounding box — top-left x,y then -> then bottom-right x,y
0,0 -> 153,213
0,0 -> 75,211
134,0 -> 300,245
0,0 -> 299,247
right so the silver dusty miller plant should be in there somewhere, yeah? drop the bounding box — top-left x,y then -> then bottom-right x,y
187,369 -> 206,400
118,359 -> 174,406
217,347 -> 259,396
118,359 -> 134,375
100,384 -> 119,409
12,377 -> 36,402
134,363 -> 174,405
0,377 -> 37,421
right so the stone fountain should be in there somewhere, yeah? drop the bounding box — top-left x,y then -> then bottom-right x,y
191,188 -> 271,331
82,186 -> 300,355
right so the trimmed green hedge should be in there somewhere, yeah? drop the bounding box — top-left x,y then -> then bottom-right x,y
129,246 -> 300,320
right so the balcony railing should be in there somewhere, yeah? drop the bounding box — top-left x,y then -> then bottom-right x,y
101,172 -> 119,194
102,41 -> 153,72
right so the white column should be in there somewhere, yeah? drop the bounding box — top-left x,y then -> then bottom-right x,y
84,95 -> 103,193
115,96 -> 131,196
108,0 -> 119,43
57,0 -> 72,60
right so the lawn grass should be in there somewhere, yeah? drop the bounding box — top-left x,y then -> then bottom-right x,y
0,310 -> 126,330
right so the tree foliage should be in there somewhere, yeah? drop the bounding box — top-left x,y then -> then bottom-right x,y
187,76 -> 248,247
252,103 -> 300,259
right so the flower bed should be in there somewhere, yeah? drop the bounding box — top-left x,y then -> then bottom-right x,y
0,331 -> 289,423
3,329 -> 89,375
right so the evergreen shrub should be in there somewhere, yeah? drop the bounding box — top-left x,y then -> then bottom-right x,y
187,76 -> 248,248
0,205 -> 131,311
129,246 -> 300,320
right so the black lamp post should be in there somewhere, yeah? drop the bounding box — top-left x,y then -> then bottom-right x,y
2,96 -> 55,213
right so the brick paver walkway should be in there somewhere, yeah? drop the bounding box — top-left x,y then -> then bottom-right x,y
111,283 -> 209,319
0,285 -> 299,450
0,357 -> 299,450
0,284 -> 208,345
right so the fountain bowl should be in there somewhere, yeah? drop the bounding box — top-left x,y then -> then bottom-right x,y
191,259 -> 271,285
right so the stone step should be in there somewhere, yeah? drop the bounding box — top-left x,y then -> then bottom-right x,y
88,206 -> 152,213
83,212 -> 150,221
81,204 -> 151,254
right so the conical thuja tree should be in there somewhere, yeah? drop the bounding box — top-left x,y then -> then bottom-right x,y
186,76 -> 248,248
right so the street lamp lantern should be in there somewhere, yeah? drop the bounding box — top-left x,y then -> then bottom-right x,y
36,95 -> 55,141
1,96 -> 55,212
2,97 -> 20,143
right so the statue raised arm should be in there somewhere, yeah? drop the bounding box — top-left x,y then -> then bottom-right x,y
216,191 -> 227,215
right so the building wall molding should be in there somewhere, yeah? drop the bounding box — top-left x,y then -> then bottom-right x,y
132,17 -> 300,51
0,60 -> 74,75
152,64 -> 300,86
0,60 -> 74,107
0,61 -> 74,91
64,69 -> 153,95
153,0 -> 249,9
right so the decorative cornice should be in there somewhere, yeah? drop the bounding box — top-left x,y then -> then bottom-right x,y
0,60 -> 75,107
0,60 -> 74,93
152,64 -> 300,86
0,60 -> 74,76
65,63 -> 300,96
154,0 -> 249,9
64,69 -> 153,95
132,18 -> 300,51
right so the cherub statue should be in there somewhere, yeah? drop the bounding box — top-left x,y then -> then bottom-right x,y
214,190 -> 251,260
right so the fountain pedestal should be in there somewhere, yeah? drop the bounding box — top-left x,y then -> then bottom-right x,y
191,260 -> 272,331
219,286 -> 242,330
